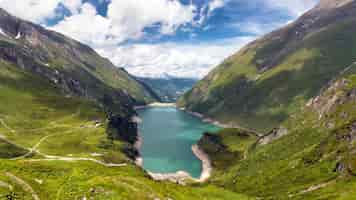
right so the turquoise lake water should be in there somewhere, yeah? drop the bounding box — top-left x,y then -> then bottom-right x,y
137,107 -> 220,178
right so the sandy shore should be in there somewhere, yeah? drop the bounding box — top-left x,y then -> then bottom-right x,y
142,144 -> 212,184
192,144 -> 212,182
134,134 -> 143,167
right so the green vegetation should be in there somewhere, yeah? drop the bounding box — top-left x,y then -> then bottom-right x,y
0,160 -> 250,200
199,72 -> 356,199
138,77 -> 197,102
179,16 -> 356,132
0,61 -> 250,199
0,61 -> 128,162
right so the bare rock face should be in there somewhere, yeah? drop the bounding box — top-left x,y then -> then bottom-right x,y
258,127 -> 288,145
308,78 -> 356,120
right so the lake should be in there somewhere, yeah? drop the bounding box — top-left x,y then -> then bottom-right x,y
137,106 -> 220,178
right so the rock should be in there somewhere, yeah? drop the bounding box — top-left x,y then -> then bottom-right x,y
258,127 -> 288,145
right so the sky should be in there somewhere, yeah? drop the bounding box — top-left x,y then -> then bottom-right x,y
0,0 -> 319,79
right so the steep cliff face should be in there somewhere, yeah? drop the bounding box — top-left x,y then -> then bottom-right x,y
0,8 -> 158,109
179,0 -> 356,132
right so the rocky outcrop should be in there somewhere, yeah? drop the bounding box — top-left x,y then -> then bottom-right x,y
107,115 -> 138,144
106,114 -> 139,160
257,127 -> 288,145
307,77 -> 356,121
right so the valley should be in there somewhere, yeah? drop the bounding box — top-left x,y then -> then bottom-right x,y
0,0 -> 356,199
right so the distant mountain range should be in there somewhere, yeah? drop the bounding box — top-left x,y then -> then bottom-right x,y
137,77 -> 197,102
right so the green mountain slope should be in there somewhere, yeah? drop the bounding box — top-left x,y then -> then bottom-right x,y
178,0 -> 356,132
199,67 -> 356,199
0,8 -> 158,106
0,9 -> 250,200
0,61 -> 249,200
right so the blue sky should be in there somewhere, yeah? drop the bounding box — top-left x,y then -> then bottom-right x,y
0,0 -> 318,78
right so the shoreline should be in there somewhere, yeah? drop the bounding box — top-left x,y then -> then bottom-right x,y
144,144 -> 212,184
191,144 -> 212,182
132,103 -> 213,184
179,107 -> 264,137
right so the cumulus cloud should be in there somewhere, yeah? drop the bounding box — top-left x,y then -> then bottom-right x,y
51,3 -> 118,47
51,0 -> 197,47
108,0 -> 196,36
97,36 -> 255,78
0,0 -> 320,79
208,0 -> 226,16
0,0 -> 83,23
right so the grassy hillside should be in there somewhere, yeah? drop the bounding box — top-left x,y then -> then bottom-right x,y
0,160 -> 250,200
178,0 -> 356,132
0,61 -> 250,200
199,69 -> 356,199
0,8 -> 157,106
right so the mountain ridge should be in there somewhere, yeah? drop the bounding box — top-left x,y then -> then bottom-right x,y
0,8 -> 158,110
178,0 -> 356,132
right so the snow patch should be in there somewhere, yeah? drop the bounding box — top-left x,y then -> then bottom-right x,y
0,28 -> 7,37
15,32 -> 21,39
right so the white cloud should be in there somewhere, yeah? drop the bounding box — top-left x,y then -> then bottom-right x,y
108,0 -> 196,36
197,0 -> 227,25
61,0 -> 83,14
1,0 -> 317,79
0,0 -> 83,23
51,0 -> 198,47
208,0 -> 226,16
97,36 -> 255,79
51,3 -> 119,47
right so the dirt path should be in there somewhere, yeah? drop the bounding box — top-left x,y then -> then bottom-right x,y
0,134 -> 26,151
5,172 -> 40,200
9,126 -> 127,167
28,153 -> 127,167
5,111 -> 128,167
288,179 -> 336,198
0,118 -> 16,133
0,180 -> 13,190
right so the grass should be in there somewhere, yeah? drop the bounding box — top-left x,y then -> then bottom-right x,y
0,61 -> 127,162
179,19 -> 356,132
0,160 -> 250,200
198,72 -> 356,199
0,61 -> 250,199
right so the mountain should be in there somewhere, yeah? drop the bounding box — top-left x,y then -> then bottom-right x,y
178,0 -> 356,132
0,8 -> 248,200
137,77 -> 197,102
0,8 -> 158,109
198,65 -> 356,199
